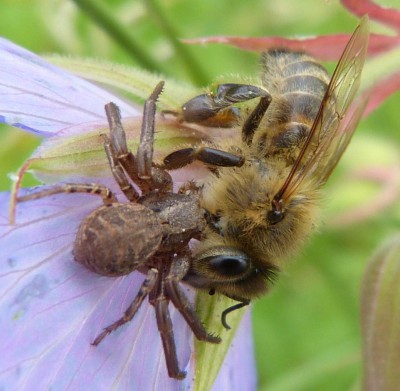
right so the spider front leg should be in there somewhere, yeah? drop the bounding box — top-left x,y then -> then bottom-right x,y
104,101 -> 140,187
104,81 -> 172,195
102,131 -> 140,202
136,81 -> 164,179
136,81 -> 173,193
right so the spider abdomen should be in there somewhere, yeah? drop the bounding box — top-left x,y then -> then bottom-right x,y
73,203 -> 163,276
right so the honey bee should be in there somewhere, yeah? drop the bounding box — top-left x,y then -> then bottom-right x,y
162,16 -> 369,326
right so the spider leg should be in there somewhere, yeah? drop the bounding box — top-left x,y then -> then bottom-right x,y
105,83 -> 172,195
136,81 -> 173,192
104,101 -> 138,183
17,183 -> 118,205
136,81 -> 164,179
165,254 -> 221,343
92,268 -> 158,346
104,102 -> 150,194
102,132 -> 139,202
152,273 -> 186,380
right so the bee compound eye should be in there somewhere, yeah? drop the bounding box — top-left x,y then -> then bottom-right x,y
208,254 -> 250,277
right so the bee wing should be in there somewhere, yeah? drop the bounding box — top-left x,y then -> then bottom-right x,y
275,16 -> 369,203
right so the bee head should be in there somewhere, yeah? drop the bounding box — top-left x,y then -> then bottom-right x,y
184,242 -> 278,299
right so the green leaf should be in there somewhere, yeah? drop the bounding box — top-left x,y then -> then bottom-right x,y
70,0 -> 163,73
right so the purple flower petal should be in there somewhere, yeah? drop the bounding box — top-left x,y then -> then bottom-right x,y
0,191 -> 192,389
211,310 -> 257,391
0,37 -> 139,136
0,189 -> 256,389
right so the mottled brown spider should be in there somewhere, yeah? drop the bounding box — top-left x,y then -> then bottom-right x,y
17,81 -> 221,380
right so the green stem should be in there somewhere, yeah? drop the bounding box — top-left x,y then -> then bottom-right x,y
71,0 -> 163,73
145,0 -> 209,86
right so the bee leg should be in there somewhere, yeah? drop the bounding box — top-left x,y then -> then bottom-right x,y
242,95 -> 271,145
181,83 -> 270,127
152,282 -> 187,379
91,268 -> 158,346
163,146 -> 244,170
165,254 -> 221,344
17,183 -> 118,205
220,297 -> 250,330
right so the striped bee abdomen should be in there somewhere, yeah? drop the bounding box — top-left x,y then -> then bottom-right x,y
257,49 -> 332,161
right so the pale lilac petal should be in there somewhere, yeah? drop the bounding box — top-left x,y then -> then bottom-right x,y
0,37 -> 139,136
211,310 -> 257,391
0,191 -> 194,390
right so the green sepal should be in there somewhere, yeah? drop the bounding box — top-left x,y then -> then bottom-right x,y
361,234 -> 400,391
26,117 -> 206,184
193,291 -> 247,390
46,55 -> 200,110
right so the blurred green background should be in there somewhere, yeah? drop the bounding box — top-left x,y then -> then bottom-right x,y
0,1 -> 399,390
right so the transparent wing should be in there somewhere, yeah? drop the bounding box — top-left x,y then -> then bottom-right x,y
275,16 -> 369,203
